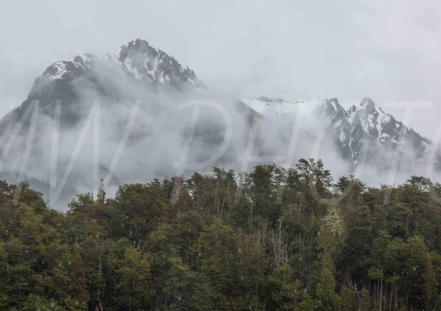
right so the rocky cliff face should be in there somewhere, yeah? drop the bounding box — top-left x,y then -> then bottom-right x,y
241,96 -> 433,168
0,39 -> 201,131
0,39 -> 203,207
324,97 -> 431,167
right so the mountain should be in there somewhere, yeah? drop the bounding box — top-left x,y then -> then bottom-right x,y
0,39 -> 201,131
118,39 -> 200,88
42,38 -> 201,87
0,39 -> 437,208
0,39 -> 204,207
324,98 -> 431,166
241,96 -> 433,168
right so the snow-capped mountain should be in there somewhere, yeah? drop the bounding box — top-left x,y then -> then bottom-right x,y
42,53 -> 96,82
241,96 -> 433,168
0,38 -> 437,208
325,98 -> 431,166
118,39 -> 200,88
0,39 -> 205,207
41,39 -> 200,87
0,39 -> 201,131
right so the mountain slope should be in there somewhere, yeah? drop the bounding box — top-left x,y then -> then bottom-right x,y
0,39 -> 202,131
0,39 -> 203,207
0,39 -> 437,208
241,97 -> 433,168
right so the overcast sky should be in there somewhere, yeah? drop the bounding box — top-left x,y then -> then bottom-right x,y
1,0 -> 441,138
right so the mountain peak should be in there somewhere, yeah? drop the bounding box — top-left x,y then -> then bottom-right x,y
360,97 -> 375,109
37,39 -> 201,91
128,38 -> 152,49
118,38 -> 201,88
118,39 -> 157,61
5,38 -> 203,132
42,53 -> 96,82
241,96 -> 433,167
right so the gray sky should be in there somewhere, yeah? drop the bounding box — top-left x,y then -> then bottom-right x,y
1,0 -> 441,138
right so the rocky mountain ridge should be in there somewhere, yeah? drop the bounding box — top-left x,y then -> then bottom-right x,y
241,96 -> 432,167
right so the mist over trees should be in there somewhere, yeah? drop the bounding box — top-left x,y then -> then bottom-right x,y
1,159 -> 441,310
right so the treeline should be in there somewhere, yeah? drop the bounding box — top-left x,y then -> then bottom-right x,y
2,159 -> 441,310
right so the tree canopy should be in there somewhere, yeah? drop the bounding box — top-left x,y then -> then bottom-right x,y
1,160 -> 441,310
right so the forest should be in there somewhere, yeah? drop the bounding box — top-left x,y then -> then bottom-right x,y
2,159 -> 441,310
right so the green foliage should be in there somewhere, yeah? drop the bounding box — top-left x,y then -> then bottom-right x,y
117,246 -> 152,309
0,163 -> 441,310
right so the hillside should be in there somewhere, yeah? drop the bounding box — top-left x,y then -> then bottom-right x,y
1,160 -> 441,310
